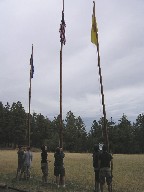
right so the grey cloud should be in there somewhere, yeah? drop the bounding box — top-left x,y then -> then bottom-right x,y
0,0 -> 144,127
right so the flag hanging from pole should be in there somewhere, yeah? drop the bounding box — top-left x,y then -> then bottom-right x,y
91,1 -> 98,46
30,54 -> 34,79
59,11 -> 66,46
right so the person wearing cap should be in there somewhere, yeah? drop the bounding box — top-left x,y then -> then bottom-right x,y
16,145 -> 25,180
41,145 -> 49,183
99,145 -> 113,192
54,147 -> 65,188
93,144 -> 101,192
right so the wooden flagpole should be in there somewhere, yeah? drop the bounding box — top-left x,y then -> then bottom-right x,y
59,0 -> 66,148
60,45 -> 63,148
63,0 -> 64,11
28,45 -> 33,147
93,1 -> 109,151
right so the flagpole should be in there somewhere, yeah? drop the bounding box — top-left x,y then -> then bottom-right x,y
28,44 -> 33,147
59,0 -> 66,148
93,1 -> 109,151
63,0 -> 64,11
60,44 -> 63,148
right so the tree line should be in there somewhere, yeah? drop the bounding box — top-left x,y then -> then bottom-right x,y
0,101 -> 144,154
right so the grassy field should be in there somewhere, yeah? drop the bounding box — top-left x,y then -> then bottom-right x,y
0,150 -> 144,192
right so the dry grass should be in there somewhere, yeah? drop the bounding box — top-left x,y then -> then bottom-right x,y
0,150 -> 144,192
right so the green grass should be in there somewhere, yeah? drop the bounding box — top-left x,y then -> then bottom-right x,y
0,151 -> 144,192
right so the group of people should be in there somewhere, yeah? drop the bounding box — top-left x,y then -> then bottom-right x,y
16,144 -> 113,191
16,145 -> 65,188
93,144 -> 113,192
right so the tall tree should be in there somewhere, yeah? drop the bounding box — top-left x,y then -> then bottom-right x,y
116,114 -> 134,153
75,116 -> 87,152
87,119 -> 103,152
64,111 -> 87,152
0,102 -> 4,145
50,115 -> 62,151
10,101 -> 27,147
31,113 -> 51,147
107,117 -> 118,153
133,114 -> 144,153
3,102 -> 12,146
64,111 -> 77,151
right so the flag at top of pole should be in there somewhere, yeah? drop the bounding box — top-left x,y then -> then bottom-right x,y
59,10 -> 66,46
30,45 -> 34,79
91,1 -> 98,46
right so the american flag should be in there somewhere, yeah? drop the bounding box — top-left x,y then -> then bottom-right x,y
59,11 -> 66,46
30,54 -> 34,79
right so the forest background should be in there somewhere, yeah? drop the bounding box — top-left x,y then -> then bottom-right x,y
0,101 -> 144,154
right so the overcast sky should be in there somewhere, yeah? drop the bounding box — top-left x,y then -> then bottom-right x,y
0,0 -> 144,127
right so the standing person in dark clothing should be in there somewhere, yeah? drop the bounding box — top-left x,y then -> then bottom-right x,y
16,145 -> 24,180
93,144 -> 101,192
99,145 -> 113,192
54,147 -> 65,188
41,145 -> 48,183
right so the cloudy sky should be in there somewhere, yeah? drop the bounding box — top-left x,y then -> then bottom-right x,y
0,0 -> 144,128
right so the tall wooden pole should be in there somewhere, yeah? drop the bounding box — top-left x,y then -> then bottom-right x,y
28,73 -> 31,146
93,1 -> 109,151
63,0 -> 64,11
59,0 -> 66,148
60,45 -> 63,148
97,43 -> 109,151
28,45 -> 33,147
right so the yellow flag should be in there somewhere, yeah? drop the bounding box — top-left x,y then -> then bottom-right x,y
91,3 -> 98,46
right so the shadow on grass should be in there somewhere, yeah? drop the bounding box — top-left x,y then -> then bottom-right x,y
0,174 -> 94,192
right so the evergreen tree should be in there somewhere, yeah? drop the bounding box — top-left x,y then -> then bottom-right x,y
75,116 -> 87,152
87,120 -> 102,152
0,102 -> 4,145
10,101 -> 27,147
31,113 -> 52,147
3,102 -> 12,147
116,114 -> 134,153
50,115 -> 62,151
133,114 -> 144,153
64,111 -> 77,151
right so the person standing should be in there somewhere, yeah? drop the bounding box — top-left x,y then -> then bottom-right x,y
93,144 -> 101,192
54,147 -> 65,188
23,146 -> 33,180
16,145 -> 24,180
41,145 -> 48,183
99,145 -> 113,192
